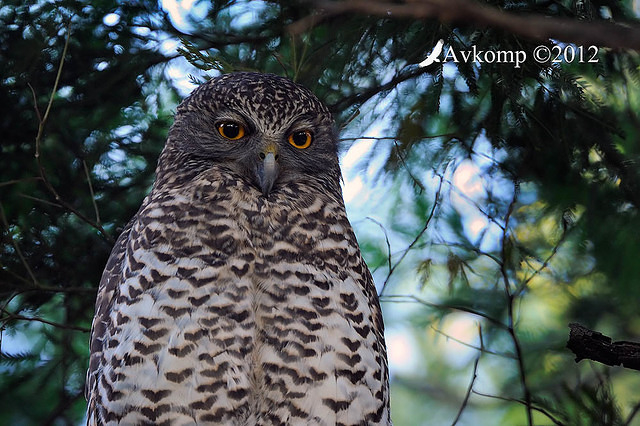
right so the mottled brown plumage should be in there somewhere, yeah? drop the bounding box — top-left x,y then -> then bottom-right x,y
86,72 -> 390,425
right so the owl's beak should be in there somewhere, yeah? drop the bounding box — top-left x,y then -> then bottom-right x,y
256,147 -> 279,197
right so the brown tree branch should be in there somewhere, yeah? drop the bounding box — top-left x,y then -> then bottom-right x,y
290,0 -> 640,51
567,323 -> 640,371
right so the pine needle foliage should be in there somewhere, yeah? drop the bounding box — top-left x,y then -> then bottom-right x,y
2,0 -> 640,424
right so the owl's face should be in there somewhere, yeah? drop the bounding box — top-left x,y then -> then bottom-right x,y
166,72 -> 339,197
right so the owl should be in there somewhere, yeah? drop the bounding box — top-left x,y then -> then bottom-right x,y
86,72 -> 390,425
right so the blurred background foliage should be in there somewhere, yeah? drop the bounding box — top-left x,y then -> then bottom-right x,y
1,0 -> 640,424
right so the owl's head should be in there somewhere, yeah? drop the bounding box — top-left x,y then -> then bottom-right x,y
162,72 -> 339,197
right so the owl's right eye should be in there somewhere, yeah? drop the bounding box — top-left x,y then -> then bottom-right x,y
217,122 -> 246,140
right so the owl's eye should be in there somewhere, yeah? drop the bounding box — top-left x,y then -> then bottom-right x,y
217,122 -> 245,140
288,130 -> 312,149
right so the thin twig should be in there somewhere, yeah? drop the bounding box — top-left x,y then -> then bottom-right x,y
27,82 -> 42,123
393,141 -> 426,193
17,193 -> 63,208
339,133 -> 458,142
41,390 -> 84,426
472,390 -> 565,425
328,65 -> 433,113
379,172 -> 445,296
0,177 -> 43,188
0,309 -> 89,333
431,240 -> 502,265
338,109 -> 360,131
271,52 -> 290,78
520,215 -> 570,291
431,325 -> 516,359
82,159 -> 101,224
381,294 -> 508,330
1,284 -> 94,295
29,23 -> 113,244
499,184 -> 518,303
499,181 -> 533,426
0,292 -> 19,325
1,269 -> 33,286
34,25 -> 70,160
451,327 -> 483,425
441,174 -> 506,232
0,203 -> 39,286
365,217 -> 392,277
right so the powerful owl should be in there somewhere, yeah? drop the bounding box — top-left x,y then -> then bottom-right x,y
86,72 -> 390,425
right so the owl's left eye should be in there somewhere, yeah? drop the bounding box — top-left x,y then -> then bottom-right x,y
217,122 -> 245,140
288,130 -> 312,149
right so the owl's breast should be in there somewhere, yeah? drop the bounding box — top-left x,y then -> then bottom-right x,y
95,174 -> 388,425
217,182 -> 389,425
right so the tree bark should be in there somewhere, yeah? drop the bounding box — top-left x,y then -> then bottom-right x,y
567,323 -> 640,371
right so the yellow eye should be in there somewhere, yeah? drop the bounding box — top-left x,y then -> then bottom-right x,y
217,122 -> 245,140
288,130 -> 312,149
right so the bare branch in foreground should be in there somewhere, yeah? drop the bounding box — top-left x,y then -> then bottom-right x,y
290,0 -> 640,51
567,323 -> 640,371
